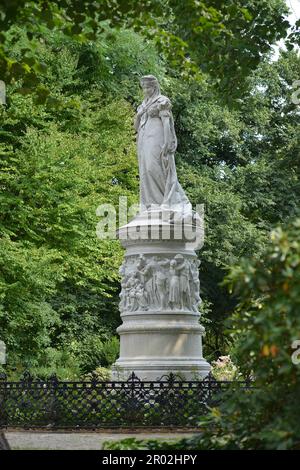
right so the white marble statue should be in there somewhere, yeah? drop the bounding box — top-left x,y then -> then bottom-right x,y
134,75 -> 191,213
112,75 -> 210,381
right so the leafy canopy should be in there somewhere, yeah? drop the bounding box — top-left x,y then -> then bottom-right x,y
0,0 -> 294,102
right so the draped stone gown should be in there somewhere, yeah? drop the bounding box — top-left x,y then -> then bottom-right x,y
136,94 -> 191,212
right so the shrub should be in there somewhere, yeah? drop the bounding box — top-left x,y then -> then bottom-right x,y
211,355 -> 241,381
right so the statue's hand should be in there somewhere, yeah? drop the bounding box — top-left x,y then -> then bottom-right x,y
160,145 -> 169,173
160,142 -> 169,158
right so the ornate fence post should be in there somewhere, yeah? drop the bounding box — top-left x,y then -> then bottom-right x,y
48,374 -> 59,427
205,372 -> 216,404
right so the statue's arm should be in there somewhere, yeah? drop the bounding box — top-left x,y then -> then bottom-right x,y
161,115 -> 172,154
158,259 -> 170,266
134,104 -> 144,132
134,114 -> 141,132
175,261 -> 185,272
159,99 -> 175,155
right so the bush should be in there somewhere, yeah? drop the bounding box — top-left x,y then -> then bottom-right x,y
211,355 -> 241,381
83,366 -> 111,382
100,337 -> 120,367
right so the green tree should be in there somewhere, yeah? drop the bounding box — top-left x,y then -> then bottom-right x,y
165,50 -> 300,355
194,218 -> 300,450
0,28 -> 161,377
0,1 -> 293,102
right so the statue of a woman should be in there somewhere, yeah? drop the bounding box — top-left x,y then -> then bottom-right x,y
135,75 -> 191,214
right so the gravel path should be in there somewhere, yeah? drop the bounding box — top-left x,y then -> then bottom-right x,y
5,431 -> 198,450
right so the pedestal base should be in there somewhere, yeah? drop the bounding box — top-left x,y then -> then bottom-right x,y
111,359 -> 211,381
111,209 -> 210,381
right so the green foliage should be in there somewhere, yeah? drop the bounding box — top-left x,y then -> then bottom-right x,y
0,239 -> 62,366
22,347 -> 82,381
0,101 -> 133,373
83,366 -> 111,382
164,0 -> 291,99
0,1 -> 293,102
102,437 -> 187,450
211,355 -> 241,381
78,337 -> 120,374
100,337 -> 120,367
164,50 -> 300,355
1,28 -> 157,376
196,219 -> 300,449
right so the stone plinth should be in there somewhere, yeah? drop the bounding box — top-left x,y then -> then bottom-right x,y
111,209 -> 210,381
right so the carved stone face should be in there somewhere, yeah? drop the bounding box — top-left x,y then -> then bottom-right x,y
142,84 -> 155,98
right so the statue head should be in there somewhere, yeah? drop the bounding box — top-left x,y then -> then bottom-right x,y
140,75 -> 160,99
136,254 -> 146,271
174,254 -> 184,264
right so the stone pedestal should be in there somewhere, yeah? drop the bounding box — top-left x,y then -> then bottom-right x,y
111,209 -> 210,381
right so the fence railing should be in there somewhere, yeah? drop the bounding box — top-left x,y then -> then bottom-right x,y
0,371 -> 254,429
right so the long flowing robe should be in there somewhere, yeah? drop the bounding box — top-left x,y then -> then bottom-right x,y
136,93 -> 191,213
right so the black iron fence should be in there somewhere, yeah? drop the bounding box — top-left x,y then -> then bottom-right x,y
0,371 -> 254,429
